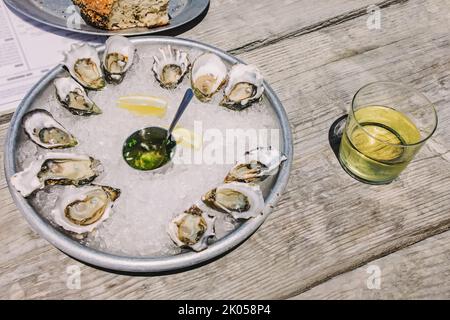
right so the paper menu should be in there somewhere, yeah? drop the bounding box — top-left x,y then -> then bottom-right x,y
0,0 -> 101,114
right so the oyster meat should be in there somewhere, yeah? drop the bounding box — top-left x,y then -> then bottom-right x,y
23,109 -> 78,149
153,45 -> 190,89
221,64 -> 264,110
191,53 -> 227,102
63,43 -> 105,90
202,182 -> 265,220
54,77 -> 102,116
52,185 -> 120,234
168,205 -> 215,252
11,153 -> 102,197
225,147 -> 287,184
102,35 -> 136,84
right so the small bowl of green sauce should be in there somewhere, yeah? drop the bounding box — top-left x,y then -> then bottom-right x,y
122,127 -> 177,171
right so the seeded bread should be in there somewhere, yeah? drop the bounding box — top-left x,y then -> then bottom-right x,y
72,0 -> 170,30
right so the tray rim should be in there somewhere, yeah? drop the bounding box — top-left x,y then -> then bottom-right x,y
4,0 -> 210,37
4,36 -> 293,273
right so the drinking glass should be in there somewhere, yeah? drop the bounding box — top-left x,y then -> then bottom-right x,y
339,82 -> 438,184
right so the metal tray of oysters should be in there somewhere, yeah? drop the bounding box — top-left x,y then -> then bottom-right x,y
4,36 -> 293,273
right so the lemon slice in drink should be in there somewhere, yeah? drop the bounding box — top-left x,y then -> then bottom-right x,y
172,127 -> 202,150
117,95 -> 168,117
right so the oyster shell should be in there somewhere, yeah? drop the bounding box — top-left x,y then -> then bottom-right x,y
11,153 -> 102,197
23,109 -> 78,149
54,77 -> 102,116
191,53 -> 227,102
168,205 -> 215,252
102,35 -> 136,84
221,64 -> 264,110
225,147 -> 287,184
153,45 -> 190,89
63,43 -> 105,90
52,185 -> 120,234
202,182 -> 265,220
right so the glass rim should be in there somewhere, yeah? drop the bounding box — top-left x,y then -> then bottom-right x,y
350,81 -> 438,148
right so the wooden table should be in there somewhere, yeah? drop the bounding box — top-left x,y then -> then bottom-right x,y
1,0 -> 450,299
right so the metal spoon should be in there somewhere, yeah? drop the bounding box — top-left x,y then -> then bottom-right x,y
167,88 -> 194,139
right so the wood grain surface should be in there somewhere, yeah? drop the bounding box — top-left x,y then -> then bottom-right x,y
1,0 -> 450,299
293,231 -> 450,299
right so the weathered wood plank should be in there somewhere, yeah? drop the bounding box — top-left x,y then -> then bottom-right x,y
1,0 -> 450,299
182,0 -> 386,53
292,231 -> 450,299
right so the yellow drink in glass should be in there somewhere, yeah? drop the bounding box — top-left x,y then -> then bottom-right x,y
339,83 -> 437,184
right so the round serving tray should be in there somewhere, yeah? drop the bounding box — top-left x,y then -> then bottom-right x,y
4,0 -> 209,36
4,36 -> 293,273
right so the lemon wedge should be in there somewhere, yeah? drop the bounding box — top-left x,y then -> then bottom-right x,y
172,127 -> 202,150
117,95 -> 168,117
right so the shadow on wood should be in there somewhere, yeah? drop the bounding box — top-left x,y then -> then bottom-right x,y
328,114 -> 347,159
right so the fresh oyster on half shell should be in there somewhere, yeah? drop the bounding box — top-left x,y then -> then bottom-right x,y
63,43 -> 105,90
23,109 -> 78,149
102,35 -> 136,84
168,205 -> 215,252
191,53 -> 227,102
52,185 -> 120,234
221,64 -> 264,110
11,153 -> 102,197
202,182 -> 265,220
153,45 -> 190,89
54,77 -> 102,116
